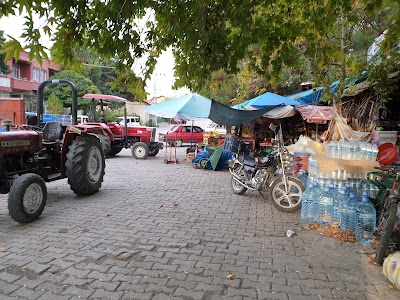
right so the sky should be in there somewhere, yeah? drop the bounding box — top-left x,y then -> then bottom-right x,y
0,14 -> 189,100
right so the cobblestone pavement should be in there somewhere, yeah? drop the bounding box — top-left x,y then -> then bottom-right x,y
0,147 -> 399,300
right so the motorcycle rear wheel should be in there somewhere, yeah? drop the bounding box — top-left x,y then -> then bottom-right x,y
231,169 -> 248,195
375,201 -> 397,265
270,177 -> 304,212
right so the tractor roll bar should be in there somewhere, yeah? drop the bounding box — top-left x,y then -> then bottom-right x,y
37,79 -> 78,127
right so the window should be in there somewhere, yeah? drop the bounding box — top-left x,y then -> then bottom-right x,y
33,67 -> 40,82
12,63 -> 20,79
40,70 -> 47,82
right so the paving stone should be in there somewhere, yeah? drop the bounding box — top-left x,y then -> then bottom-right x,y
117,282 -> 148,293
226,287 -> 258,298
0,281 -> 20,294
62,276 -> 93,286
257,290 -> 289,300
194,282 -> 225,293
0,272 -> 21,283
89,280 -> 121,291
301,286 -> 334,298
61,286 -> 95,298
62,267 -> 91,278
22,262 -> 51,275
90,289 -> 124,299
122,291 -> 153,300
36,292 -> 72,300
11,287 -> 45,299
35,282 -> 67,294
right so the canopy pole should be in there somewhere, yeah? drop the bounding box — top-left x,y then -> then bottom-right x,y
190,120 -> 194,147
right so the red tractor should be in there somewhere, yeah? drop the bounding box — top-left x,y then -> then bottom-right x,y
0,80 -> 106,223
82,94 -> 163,159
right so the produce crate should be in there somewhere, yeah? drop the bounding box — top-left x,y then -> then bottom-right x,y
372,130 -> 397,141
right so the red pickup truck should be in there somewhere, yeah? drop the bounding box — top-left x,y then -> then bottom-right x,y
159,125 -> 204,147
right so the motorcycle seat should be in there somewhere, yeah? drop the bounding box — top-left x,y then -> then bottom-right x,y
238,154 -> 257,167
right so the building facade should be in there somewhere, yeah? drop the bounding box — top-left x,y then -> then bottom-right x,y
0,51 -> 60,112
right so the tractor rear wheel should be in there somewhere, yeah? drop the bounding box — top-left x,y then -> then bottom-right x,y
8,173 -> 47,223
66,135 -> 105,195
131,142 -> 149,159
97,133 -> 111,155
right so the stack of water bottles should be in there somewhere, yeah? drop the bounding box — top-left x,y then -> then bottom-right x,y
327,141 -> 379,161
301,180 -> 376,243
301,140 -> 379,243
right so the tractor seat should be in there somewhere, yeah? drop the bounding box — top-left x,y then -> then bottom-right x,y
42,121 -> 63,146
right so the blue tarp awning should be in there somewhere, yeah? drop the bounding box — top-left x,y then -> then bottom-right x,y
286,87 -> 324,105
231,92 -> 301,110
286,72 -> 367,105
145,93 -> 277,126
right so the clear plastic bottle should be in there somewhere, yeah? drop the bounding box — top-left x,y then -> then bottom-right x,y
317,186 -> 334,225
297,170 -> 308,188
333,188 -> 348,224
355,196 -> 376,242
340,192 -> 357,232
301,183 -> 318,222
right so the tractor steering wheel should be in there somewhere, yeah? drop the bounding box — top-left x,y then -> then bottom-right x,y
20,125 -> 43,131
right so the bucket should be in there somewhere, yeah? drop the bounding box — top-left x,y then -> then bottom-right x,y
377,142 -> 398,166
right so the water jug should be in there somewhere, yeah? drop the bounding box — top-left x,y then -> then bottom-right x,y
317,186 -> 334,225
301,183 -> 318,222
340,193 -> 357,232
355,196 -> 376,242
333,188 -> 348,224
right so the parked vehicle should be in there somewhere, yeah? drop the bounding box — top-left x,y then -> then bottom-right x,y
158,125 -> 204,147
116,116 -> 140,126
205,122 -> 227,136
229,123 -> 304,212
82,94 -> 163,159
0,80 -> 106,223
77,115 -> 89,124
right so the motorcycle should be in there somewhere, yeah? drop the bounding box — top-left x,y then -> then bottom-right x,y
229,123 -> 304,212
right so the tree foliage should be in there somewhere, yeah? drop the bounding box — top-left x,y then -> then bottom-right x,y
0,31 -> 10,74
45,69 -> 101,113
1,1 -> 399,102
46,92 -> 64,114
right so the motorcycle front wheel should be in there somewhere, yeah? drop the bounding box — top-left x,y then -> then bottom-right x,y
269,176 -> 304,212
231,168 -> 248,195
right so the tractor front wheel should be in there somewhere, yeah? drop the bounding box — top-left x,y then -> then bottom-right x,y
131,142 -> 149,159
108,146 -> 123,156
148,148 -> 159,157
8,174 -> 47,223
66,135 -> 105,195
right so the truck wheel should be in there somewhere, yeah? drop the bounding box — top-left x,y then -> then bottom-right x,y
148,149 -> 159,157
131,142 -> 149,159
108,146 -> 122,156
66,135 -> 105,195
8,174 -> 47,223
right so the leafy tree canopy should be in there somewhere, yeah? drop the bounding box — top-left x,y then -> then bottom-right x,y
1,1 -> 399,102
0,30 -> 10,74
45,69 -> 101,113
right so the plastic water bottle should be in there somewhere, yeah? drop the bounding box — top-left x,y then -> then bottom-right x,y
317,186 -> 334,225
340,193 -> 357,232
301,183 -> 318,222
297,170 -> 308,188
333,188 -> 348,224
355,196 -> 376,242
